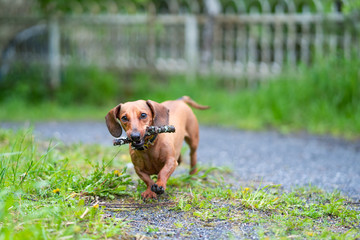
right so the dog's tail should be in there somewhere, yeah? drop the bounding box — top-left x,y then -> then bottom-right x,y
179,96 -> 210,110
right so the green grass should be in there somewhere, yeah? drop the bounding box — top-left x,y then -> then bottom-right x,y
0,129 -> 359,239
171,184 -> 359,239
1,55 -> 359,138
0,100 -> 106,121
0,128 -> 132,239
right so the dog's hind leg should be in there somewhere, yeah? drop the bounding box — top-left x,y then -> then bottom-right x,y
185,132 -> 199,175
184,110 -> 200,175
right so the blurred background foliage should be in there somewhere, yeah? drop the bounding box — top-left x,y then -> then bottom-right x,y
1,53 -> 359,138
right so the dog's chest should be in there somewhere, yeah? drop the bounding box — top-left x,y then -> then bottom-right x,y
130,150 -> 165,174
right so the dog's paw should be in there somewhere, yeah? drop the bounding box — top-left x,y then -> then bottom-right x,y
141,189 -> 157,200
151,184 -> 165,195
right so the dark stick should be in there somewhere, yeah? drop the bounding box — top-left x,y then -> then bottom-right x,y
113,125 -> 176,146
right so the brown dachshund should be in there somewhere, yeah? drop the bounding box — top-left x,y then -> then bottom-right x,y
105,96 -> 209,199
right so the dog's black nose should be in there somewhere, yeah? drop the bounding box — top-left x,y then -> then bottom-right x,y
130,132 -> 141,142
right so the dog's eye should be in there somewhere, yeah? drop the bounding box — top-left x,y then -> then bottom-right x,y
140,113 -> 147,119
121,115 -> 128,121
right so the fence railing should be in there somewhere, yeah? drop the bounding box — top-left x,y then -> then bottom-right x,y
0,1 -> 359,86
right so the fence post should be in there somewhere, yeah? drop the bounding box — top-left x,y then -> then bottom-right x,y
147,3 -> 156,69
48,17 -> 61,89
185,15 -> 198,81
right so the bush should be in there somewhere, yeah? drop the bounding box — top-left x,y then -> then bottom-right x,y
0,63 -> 120,106
56,64 -> 119,106
0,63 -> 49,104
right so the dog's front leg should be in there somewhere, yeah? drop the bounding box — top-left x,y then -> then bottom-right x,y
134,166 -> 157,200
151,157 -> 178,195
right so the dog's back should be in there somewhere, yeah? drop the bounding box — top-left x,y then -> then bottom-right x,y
162,96 -> 209,137
161,96 -> 209,169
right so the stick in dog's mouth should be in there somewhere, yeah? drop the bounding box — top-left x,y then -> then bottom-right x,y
113,125 -> 176,147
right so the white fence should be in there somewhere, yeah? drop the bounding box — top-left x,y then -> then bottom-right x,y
0,0 -> 359,86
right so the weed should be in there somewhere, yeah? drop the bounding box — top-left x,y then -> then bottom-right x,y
73,162 -> 133,199
145,225 -> 159,233
174,221 -> 184,228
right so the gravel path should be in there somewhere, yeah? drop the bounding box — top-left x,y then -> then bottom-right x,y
1,121 -> 359,199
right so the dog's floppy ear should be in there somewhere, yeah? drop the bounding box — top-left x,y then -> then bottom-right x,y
105,104 -> 122,137
146,100 -> 169,126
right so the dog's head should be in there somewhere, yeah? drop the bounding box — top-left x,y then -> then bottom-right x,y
105,100 -> 169,149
